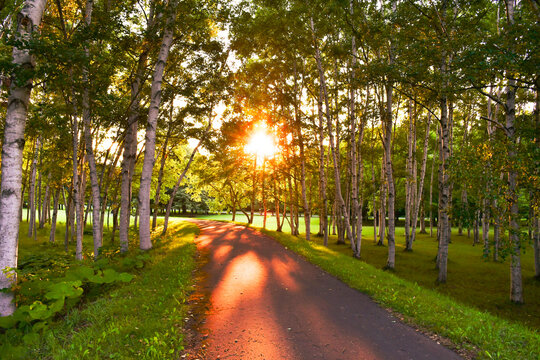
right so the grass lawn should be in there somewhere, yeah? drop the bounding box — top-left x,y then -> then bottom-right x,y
194,213 -> 540,332
4,217 -> 199,360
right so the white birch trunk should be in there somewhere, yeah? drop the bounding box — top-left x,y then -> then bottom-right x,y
139,3 -> 176,250
0,0 -> 47,317
504,0 -> 523,304
81,0 -> 101,258
410,113 -> 431,244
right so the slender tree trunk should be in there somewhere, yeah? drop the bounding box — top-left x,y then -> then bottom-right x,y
119,26 -> 153,252
0,0 -> 47,315
378,151 -> 386,246
429,155 -> 435,238
410,113 -> 431,245
139,2 -> 176,250
49,188 -> 60,243
405,101 -> 414,249
311,17 -> 355,251
152,123 -> 172,230
437,90 -> 452,283
250,156 -> 257,225
80,0 -> 101,258
317,86 -> 328,246
39,174 -> 50,229
384,82 -> 396,269
20,152 -> 31,222
162,121 -> 211,235
534,215 -> 540,278
262,157 -> 267,229
503,0 -> 523,303
37,146 -> 42,228
62,187 -> 70,251
28,137 -> 39,238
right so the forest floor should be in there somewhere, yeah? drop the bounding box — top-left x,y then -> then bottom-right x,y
181,219 -> 463,359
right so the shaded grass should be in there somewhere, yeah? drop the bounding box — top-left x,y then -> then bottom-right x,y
9,220 -> 198,359
194,214 -> 540,332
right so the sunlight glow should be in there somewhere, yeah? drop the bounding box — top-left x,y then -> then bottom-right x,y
244,126 -> 277,160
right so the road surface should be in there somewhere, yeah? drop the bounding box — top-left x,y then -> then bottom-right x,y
189,220 -> 462,360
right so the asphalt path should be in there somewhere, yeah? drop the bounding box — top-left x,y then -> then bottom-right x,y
191,220 -> 462,360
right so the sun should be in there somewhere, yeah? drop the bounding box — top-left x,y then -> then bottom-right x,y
245,126 -> 277,161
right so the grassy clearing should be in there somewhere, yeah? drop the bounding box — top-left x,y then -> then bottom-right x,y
3,219 -> 198,359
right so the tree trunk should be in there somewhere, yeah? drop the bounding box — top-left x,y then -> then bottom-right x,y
80,0 -> 101,258
0,0 -> 47,316
437,93 -> 452,283
62,187 -> 70,251
27,137 -> 39,238
317,84 -> 328,246
410,114 -> 431,245
39,174 -> 50,229
504,0 -> 523,303
405,101 -> 414,250
429,154 -> 435,238
162,120 -> 211,235
49,188 -> 60,243
36,145 -> 42,228
250,156 -> 257,225
262,157 -> 267,229
119,31 -> 153,252
20,151 -> 32,222
378,151 -> 386,246
383,81 -> 396,269
139,2 -> 176,250
311,17 -> 355,251
152,122 -> 172,230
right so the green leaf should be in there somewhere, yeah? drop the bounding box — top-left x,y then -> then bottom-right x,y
44,281 -> 83,300
22,331 -> 40,344
28,301 -> 53,320
0,315 -> 18,329
118,272 -> 134,283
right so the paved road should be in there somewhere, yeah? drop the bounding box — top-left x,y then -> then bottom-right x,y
192,220 -> 461,360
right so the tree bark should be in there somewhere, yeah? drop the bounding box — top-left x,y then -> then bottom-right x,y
504,0 -> 523,304
0,0 -> 47,316
383,82 -> 396,269
139,1 -> 177,250
119,6 -> 156,252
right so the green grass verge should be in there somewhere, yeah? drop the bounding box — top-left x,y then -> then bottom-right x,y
16,220 -> 198,360
257,227 -> 540,360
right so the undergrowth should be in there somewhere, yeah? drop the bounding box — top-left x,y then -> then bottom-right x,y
0,220 -> 199,359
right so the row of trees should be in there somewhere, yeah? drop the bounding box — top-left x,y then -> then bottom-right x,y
199,0 -> 538,304
0,0 -> 228,316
